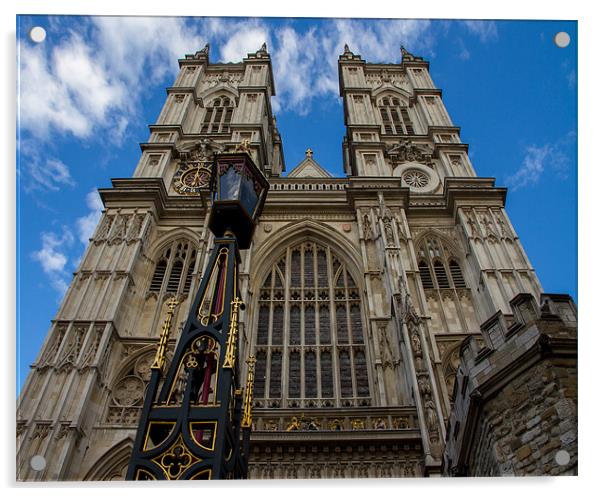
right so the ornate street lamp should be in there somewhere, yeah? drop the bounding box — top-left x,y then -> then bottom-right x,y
126,144 -> 268,480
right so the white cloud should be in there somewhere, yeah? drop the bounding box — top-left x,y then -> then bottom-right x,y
53,35 -> 127,121
462,20 -> 498,42
19,43 -> 93,139
220,26 -> 270,62
567,69 -> 576,88
91,17 -> 205,85
31,228 -> 75,295
507,132 -> 575,190
272,27 -> 320,114
270,19 -> 433,114
19,17 -> 438,137
22,154 -> 75,192
19,17 -> 206,142
76,189 -> 103,244
458,38 -> 471,60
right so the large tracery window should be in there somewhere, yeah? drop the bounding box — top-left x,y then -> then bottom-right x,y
200,96 -> 234,134
378,96 -> 415,136
149,239 -> 197,297
253,241 -> 371,408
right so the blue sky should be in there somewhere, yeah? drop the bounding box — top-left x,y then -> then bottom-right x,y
16,17 -> 577,391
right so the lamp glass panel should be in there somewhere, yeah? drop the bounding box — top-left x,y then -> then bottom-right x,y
218,166 -> 241,201
239,172 -> 259,217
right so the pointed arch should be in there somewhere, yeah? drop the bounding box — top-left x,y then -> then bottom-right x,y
147,228 -> 201,259
250,220 -> 364,296
198,84 -> 239,106
413,228 -> 462,260
414,229 -> 468,292
146,231 -> 200,297
371,85 -> 413,102
84,436 -> 133,481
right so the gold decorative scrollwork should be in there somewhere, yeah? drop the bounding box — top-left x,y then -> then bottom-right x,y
223,297 -> 244,369
241,356 -> 256,428
151,297 -> 179,371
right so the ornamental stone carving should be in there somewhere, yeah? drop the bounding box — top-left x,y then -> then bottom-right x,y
112,376 -> 145,407
105,350 -> 154,425
95,214 -> 113,245
126,213 -> 145,244
386,139 -> 433,166
362,212 -> 374,241
403,169 -> 429,189
108,214 -> 129,245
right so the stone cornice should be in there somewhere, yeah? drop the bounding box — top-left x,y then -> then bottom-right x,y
444,177 -> 507,213
346,176 -> 410,208
249,429 -> 422,443
414,88 -> 443,98
99,178 -> 208,221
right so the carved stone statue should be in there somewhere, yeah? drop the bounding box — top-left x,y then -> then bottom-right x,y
286,416 -> 301,431
328,418 -> 343,431
351,418 -> 365,430
410,329 -> 422,356
373,418 -> 387,429
363,213 -> 374,241
424,399 -> 438,438
382,214 -> 395,246
417,374 -> 432,396
378,325 -> 394,368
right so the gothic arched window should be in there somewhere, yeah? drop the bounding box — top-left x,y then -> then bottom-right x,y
378,96 -> 414,136
253,241 -> 371,408
417,236 -> 466,291
149,239 -> 197,297
201,96 -> 234,134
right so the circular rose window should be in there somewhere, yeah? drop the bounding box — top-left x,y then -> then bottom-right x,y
402,170 -> 429,189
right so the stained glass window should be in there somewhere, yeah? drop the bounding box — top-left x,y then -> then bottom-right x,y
253,241 -> 371,406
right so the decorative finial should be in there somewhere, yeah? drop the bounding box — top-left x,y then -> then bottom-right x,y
151,296 -> 179,372
344,43 -> 351,54
400,45 -> 422,62
305,148 -> 313,158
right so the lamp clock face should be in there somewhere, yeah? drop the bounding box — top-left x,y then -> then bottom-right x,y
173,162 -> 212,195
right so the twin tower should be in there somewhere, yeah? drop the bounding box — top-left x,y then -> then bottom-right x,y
17,43 -> 577,480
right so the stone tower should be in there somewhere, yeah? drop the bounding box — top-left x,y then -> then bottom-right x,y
17,43 -> 572,481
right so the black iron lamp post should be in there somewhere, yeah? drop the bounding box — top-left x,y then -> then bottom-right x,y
126,146 -> 268,480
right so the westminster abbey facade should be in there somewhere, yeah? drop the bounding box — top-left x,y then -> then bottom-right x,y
17,43 -> 577,480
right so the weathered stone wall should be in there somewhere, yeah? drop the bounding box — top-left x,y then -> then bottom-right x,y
469,357 -> 577,476
444,293 -> 577,477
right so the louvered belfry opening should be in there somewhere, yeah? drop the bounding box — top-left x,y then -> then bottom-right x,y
148,239 -> 197,297
253,241 -> 371,408
417,236 -> 468,292
201,96 -> 234,134
379,96 -> 415,136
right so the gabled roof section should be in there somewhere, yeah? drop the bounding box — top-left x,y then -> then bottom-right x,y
287,150 -> 333,179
